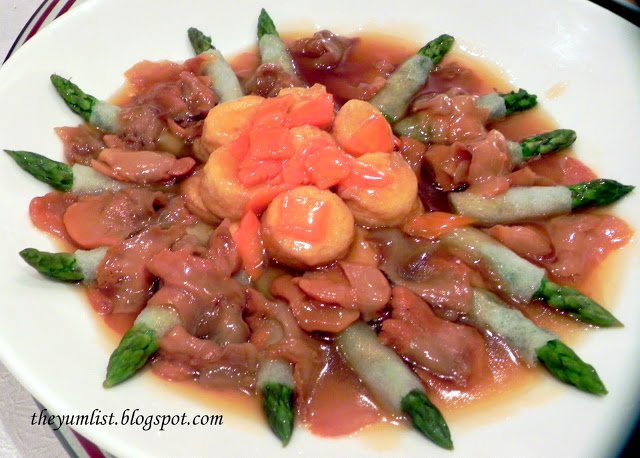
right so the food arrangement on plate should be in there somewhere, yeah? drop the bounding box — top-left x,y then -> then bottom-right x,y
5,8 -> 634,451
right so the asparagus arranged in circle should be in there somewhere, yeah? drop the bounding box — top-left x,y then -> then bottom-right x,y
19,247 -> 107,282
393,88 -> 539,142
50,74 -> 121,133
258,359 -> 295,445
257,9 -> 299,79
469,289 -> 607,394
187,27 -> 244,102
5,150 -> 126,194
104,305 -> 181,387
337,321 -> 453,449
441,227 -> 621,327
369,34 -> 455,123
449,178 -> 633,225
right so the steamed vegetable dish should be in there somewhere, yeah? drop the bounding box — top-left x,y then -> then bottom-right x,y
9,9 -> 634,450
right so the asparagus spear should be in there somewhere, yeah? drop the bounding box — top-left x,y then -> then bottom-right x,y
534,278 -> 622,327
257,9 -> 298,77
5,150 -> 126,193
50,74 -> 121,133
449,179 -> 633,225
394,89 -> 540,143
104,305 -> 181,387
441,227 -> 621,326
469,289 -> 607,394
509,128 -> 576,165
187,27 -> 244,102
337,321 -> 453,449
19,247 -> 108,282
569,179 -> 635,209
258,359 -> 295,445
369,34 -> 454,123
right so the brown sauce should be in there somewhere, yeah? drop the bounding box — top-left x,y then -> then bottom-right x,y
69,32 -> 633,440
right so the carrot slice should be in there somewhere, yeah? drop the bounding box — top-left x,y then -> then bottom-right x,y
287,92 -> 335,129
307,146 -> 351,189
245,183 -> 296,214
252,95 -> 295,129
403,212 -> 476,239
232,211 -> 265,279
248,125 -> 294,160
344,113 -> 394,156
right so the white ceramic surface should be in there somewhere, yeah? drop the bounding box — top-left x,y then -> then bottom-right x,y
0,0 -> 639,456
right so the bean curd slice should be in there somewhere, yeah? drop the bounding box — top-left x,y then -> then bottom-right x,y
338,152 -> 417,228
262,186 -> 355,268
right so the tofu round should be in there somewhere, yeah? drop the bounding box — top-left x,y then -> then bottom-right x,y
338,152 -> 418,228
262,186 -> 355,268
200,143 -> 270,220
201,95 -> 264,152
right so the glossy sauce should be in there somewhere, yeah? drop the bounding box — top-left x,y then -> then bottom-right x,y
67,33 -> 634,438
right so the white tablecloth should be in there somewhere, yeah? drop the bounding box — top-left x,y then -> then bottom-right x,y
1,3 -> 69,456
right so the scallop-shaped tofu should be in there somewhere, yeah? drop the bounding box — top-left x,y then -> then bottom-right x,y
201,95 -> 264,152
262,186 -> 355,268
332,99 -> 394,157
338,152 -> 418,228
200,143 -> 273,220
181,171 -> 221,225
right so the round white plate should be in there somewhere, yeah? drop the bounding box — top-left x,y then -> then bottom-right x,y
0,0 -> 639,456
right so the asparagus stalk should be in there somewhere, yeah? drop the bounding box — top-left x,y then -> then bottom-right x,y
508,129 -> 576,165
469,289 -> 607,394
19,247 -> 107,282
258,359 -> 295,445
449,179 -> 633,225
103,305 -> 181,387
257,9 -> 297,77
187,27 -> 244,102
369,34 -> 454,123
393,89 -> 540,143
5,150 -> 127,193
337,321 -> 453,449
568,179 -> 635,209
50,74 -> 121,133
441,227 -> 621,326
534,278 -> 622,327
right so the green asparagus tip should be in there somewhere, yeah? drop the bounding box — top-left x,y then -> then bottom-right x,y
418,34 -> 455,65
401,390 -> 453,450
257,8 -> 278,39
262,383 -> 295,446
50,74 -> 98,123
537,339 -> 607,395
569,179 -> 634,210
5,149 -> 73,191
19,248 -> 84,282
188,27 -> 214,54
501,88 -> 538,115
103,323 -> 159,388
535,278 -> 622,327
520,129 -> 577,159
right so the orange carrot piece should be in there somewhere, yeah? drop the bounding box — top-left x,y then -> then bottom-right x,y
245,183 -> 296,214
287,92 -> 335,129
403,212 -> 476,239
252,95 -> 295,129
344,114 -> 394,156
232,211 -> 265,279
307,146 -> 351,189
248,125 -> 294,160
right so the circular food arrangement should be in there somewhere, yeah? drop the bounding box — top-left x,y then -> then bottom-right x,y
5,8 -> 634,451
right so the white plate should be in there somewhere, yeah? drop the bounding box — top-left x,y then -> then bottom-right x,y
0,0 -> 639,456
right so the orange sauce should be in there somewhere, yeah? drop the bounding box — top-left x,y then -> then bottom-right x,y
73,32 -> 634,441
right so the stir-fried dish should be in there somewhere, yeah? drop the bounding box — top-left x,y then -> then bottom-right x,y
8,9 -> 634,450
